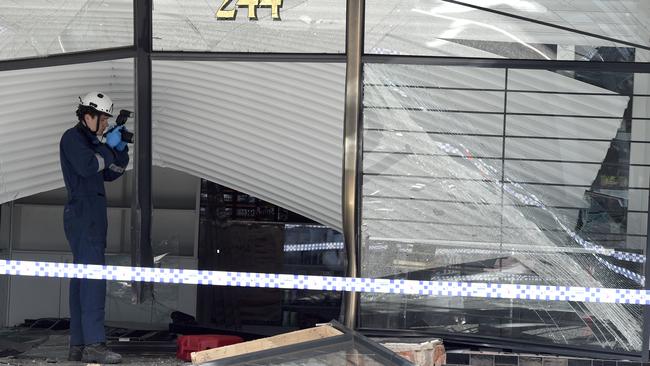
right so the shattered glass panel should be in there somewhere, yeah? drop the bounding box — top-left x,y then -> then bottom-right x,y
201,332 -> 410,366
106,254 -> 196,325
0,1 -> 133,60
152,0 -> 346,53
365,0 -> 650,62
226,349 -> 385,366
359,64 -> 650,353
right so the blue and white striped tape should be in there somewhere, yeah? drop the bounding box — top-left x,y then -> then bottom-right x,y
284,242 -> 345,252
1,260 -> 648,305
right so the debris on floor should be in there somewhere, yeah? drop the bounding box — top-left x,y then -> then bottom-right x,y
190,321 -> 436,365
0,334 -> 187,366
381,339 -> 446,366
191,323 -> 343,364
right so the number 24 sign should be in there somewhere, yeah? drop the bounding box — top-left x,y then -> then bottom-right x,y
216,0 -> 283,20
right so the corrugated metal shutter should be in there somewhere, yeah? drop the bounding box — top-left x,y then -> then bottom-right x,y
0,59 -> 134,203
152,61 -> 345,230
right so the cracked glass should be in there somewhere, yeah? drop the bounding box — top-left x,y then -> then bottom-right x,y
0,1 -> 133,61
365,0 -> 650,62
359,63 -> 650,354
152,0 -> 346,53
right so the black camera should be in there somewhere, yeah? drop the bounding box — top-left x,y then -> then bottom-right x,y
107,109 -> 134,144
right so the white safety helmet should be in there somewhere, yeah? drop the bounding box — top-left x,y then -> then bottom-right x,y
79,92 -> 114,117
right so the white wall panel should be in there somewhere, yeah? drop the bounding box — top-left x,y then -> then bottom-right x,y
7,252 -> 70,326
152,61 -> 345,230
0,59 -> 134,205
6,251 -> 196,327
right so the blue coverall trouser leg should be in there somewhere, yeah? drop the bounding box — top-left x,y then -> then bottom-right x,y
60,123 -> 129,347
65,197 -> 107,346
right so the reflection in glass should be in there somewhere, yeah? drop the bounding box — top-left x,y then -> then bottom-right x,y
359,64 -> 649,353
365,0 -> 649,62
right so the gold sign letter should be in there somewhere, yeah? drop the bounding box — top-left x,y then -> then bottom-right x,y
216,0 -> 236,19
237,0 -> 260,19
259,0 -> 283,20
216,0 -> 282,20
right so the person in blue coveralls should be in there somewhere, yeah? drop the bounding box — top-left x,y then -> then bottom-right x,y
59,92 -> 130,364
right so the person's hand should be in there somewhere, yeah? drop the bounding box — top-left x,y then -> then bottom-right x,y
115,127 -> 131,151
105,126 -> 123,149
115,140 -> 127,152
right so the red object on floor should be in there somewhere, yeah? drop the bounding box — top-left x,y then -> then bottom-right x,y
176,334 -> 244,361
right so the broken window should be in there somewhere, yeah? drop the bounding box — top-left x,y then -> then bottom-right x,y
364,0 -> 650,62
0,1 -> 134,60
359,63 -> 650,355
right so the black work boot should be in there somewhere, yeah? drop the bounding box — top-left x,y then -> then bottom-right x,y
68,345 -> 84,361
81,343 -> 122,364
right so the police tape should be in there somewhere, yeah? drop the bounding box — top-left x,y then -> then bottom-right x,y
284,242 -> 345,252
1,259 -> 648,305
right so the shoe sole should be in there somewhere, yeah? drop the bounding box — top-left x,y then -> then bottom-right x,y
81,357 -> 122,364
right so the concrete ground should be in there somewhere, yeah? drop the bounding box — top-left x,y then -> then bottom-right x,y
0,356 -> 187,366
0,334 -> 187,366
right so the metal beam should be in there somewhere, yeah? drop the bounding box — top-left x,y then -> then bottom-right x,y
342,0 -> 365,329
364,55 -> 650,73
642,166 -> 650,362
0,47 -> 135,71
132,0 -> 154,303
0,203 -> 13,327
152,51 -> 345,63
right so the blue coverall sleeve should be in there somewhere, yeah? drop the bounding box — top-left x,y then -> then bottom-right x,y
61,132 -> 116,178
103,145 -> 129,182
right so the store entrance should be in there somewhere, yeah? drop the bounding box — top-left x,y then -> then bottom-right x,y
196,181 -> 345,336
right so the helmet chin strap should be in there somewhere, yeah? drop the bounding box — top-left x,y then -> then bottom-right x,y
82,113 -> 100,135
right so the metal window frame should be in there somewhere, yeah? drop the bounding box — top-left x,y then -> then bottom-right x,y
358,57 -> 650,361
0,47 -> 136,71
342,0 -> 365,330
200,320 -> 415,366
131,0 -> 155,303
0,0 -> 649,360
360,57 -> 650,364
